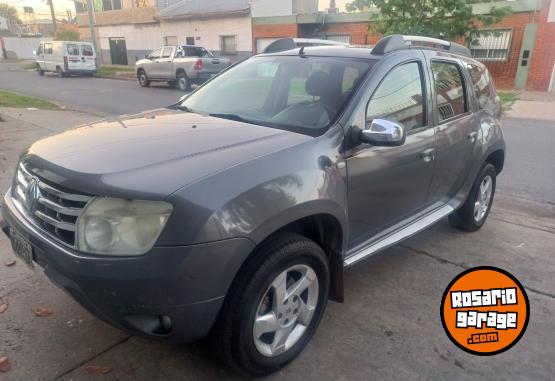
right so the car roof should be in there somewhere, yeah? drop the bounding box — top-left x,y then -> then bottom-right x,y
258,45 -> 381,60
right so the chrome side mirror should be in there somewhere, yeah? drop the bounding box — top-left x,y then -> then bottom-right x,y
361,119 -> 406,146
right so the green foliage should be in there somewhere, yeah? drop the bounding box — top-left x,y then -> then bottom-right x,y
346,0 -> 512,43
0,90 -> 59,110
0,4 -> 21,24
54,28 -> 80,42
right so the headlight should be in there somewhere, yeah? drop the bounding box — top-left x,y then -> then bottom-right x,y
76,198 -> 173,256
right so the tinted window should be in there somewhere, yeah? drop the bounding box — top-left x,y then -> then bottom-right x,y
161,47 -> 173,58
467,63 -> 494,110
81,44 -> 93,56
44,43 -> 52,55
432,61 -> 467,121
67,43 -> 79,55
366,62 -> 425,131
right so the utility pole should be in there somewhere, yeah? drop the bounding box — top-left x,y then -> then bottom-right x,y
86,0 -> 100,64
47,0 -> 57,31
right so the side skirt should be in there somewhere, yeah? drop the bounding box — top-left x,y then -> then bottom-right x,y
343,203 -> 455,267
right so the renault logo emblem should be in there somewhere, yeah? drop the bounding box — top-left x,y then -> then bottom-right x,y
25,177 -> 41,215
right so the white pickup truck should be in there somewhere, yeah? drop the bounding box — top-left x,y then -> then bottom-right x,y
135,45 -> 232,91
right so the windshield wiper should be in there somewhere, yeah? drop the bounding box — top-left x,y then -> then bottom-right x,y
175,105 -> 194,112
209,113 -> 264,126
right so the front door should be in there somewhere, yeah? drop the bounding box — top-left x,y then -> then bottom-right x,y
346,57 -> 436,248
424,55 -> 477,202
109,37 -> 128,65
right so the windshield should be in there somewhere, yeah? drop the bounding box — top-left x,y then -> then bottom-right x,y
179,55 -> 374,136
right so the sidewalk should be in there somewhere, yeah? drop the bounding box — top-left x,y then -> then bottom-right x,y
505,99 -> 555,121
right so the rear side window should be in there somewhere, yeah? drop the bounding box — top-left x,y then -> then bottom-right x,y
81,45 -> 94,56
366,62 -> 426,132
467,64 -> 494,110
432,61 -> 468,122
67,44 -> 79,55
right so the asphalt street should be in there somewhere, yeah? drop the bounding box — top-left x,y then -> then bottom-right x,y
0,65 -> 554,380
0,63 -> 182,116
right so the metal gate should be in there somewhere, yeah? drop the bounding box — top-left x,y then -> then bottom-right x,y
109,37 -> 128,65
468,29 -> 513,74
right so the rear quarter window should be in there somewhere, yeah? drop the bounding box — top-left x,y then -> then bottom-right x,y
467,63 -> 495,110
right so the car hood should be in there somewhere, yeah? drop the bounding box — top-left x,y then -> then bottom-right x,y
23,108 -> 311,198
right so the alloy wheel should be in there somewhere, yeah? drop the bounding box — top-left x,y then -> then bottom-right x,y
253,264 -> 319,357
474,175 -> 493,222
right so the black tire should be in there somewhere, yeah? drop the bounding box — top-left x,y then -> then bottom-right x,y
137,70 -> 150,87
449,163 -> 497,232
37,64 -> 44,76
56,66 -> 65,78
176,71 -> 190,91
212,233 -> 329,376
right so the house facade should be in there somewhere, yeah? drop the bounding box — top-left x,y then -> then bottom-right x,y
74,0 -> 251,65
252,0 -> 555,92
74,0 -> 554,91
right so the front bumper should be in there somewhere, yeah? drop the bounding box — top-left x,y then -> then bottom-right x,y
1,192 -> 254,342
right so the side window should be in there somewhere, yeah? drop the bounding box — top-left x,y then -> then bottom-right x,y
149,48 -> 162,59
431,61 -> 468,122
366,62 -> 426,132
467,63 -> 494,110
161,47 -> 173,58
44,43 -> 53,55
67,44 -> 79,56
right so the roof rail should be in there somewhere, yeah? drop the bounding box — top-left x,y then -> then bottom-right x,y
372,34 -> 471,57
262,38 -> 348,54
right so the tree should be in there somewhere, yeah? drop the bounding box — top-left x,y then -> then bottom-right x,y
54,27 -> 80,41
346,0 -> 512,43
0,4 -> 21,24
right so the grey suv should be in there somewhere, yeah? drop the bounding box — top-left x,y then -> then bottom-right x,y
1,35 -> 504,376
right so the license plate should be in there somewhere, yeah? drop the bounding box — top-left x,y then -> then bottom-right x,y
9,227 -> 34,269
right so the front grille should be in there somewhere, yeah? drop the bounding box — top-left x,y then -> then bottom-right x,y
12,163 -> 92,247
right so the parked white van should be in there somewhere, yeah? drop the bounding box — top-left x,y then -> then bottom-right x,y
35,41 -> 97,77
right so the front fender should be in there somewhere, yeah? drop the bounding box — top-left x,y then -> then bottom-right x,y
161,128 -> 347,248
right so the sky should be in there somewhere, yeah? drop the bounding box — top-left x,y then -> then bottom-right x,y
319,0 -> 351,11
3,0 -> 354,21
2,0 -> 76,20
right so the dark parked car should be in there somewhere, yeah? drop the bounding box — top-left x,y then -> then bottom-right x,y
1,35 -> 504,376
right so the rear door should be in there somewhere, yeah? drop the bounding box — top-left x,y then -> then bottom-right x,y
346,53 -> 437,247
36,42 -> 45,70
156,46 -> 175,79
43,42 -> 54,71
80,43 -> 96,70
423,51 -> 479,202
65,42 -> 81,71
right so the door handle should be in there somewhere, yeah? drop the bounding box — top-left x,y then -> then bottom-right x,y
468,131 -> 478,143
420,148 -> 436,163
